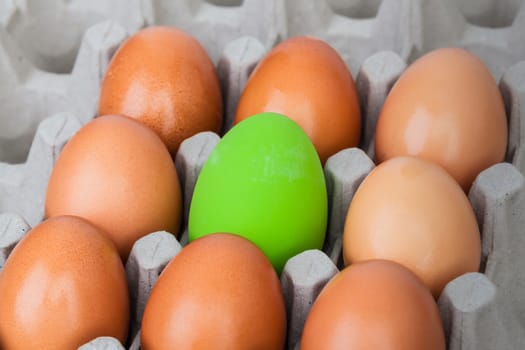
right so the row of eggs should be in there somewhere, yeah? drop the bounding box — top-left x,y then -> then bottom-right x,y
0,25 -> 507,349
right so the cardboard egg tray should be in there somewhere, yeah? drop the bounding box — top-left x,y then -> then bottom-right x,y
1,0 -> 525,349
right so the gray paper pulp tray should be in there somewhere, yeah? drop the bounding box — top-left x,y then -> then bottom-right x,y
0,1 -> 524,349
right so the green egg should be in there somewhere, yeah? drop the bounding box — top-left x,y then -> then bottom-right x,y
188,112 -> 328,273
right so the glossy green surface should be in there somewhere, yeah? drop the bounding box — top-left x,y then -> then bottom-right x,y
188,113 -> 328,272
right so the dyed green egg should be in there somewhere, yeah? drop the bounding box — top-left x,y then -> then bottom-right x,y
188,112 -> 328,272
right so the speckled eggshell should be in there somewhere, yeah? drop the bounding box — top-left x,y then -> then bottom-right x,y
301,260 -> 446,350
343,156 -> 481,298
375,48 -> 507,191
235,36 -> 361,164
141,233 -> 286,350
98,26 -> 223,155
0,216 -> 129,349
45,115 -> 182,261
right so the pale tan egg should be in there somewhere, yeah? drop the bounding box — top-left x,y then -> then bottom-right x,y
375,48 -> 507,191
343,156 -> 481,298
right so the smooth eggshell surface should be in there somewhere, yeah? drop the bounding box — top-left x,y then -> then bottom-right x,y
343,156 -> 481,298
0,216 -> 129,349
98,26 -> 223,155
301,260 -> 446,350
45,115 -> 182,261
141,233 -> 286,350
235,36 -> 361,164
188,113 -> 327,273
375,48 -> 507,191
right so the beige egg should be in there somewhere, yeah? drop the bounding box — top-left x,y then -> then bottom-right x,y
375,48 -> 507,191
343,156 -> 481,298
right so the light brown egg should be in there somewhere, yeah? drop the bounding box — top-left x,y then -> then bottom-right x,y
45,115 -> 182,261
235,36 -> 361,164
98,26 -> 223,155
375,48 -> 507,191
141,233 -> 286,350
301,260 -> 446,350
343,156 -> 481,298
0,216 -> 129,349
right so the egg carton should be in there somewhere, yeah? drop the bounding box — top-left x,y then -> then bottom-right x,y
2,47 -> 524,349
1,0 -> 525,349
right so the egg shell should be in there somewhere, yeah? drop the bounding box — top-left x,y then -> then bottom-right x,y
343,156 -> 481,298
98,26 -> 223,155
375,48 -> 508,191
0,215 -> 129,349
141,233 -> 286,350
188,112 -> 328,273
301,260 -> 446,350
235,36 -> 361,164
45,115 -> 182,261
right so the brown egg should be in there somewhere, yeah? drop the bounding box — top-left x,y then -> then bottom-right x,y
235,36 -> 361,164
98,26 -> 223,155
45,115 -> 182,261
301,260 -> 445,350
343,156 -> 480,298
141,233 -> 286,350
375,48 -> 507,191
0,216 -> 129,349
